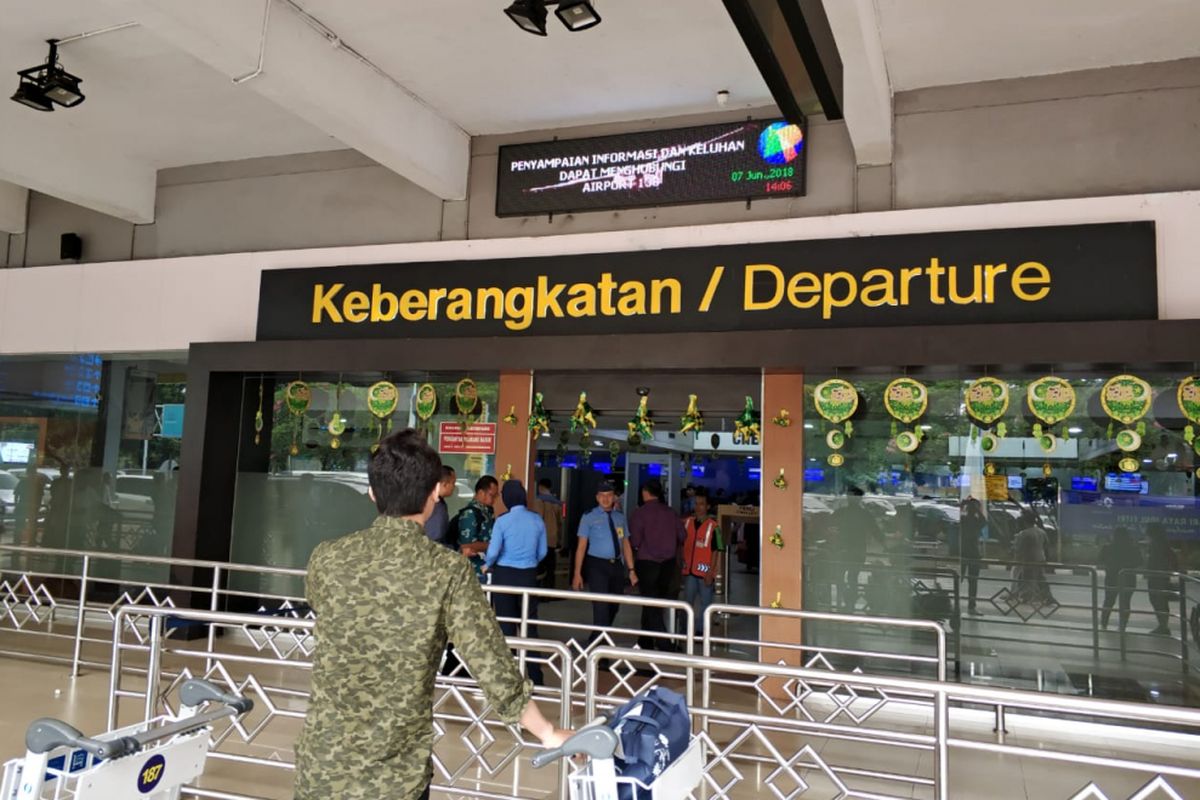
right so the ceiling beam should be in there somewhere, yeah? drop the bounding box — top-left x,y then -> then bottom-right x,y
109,0 -> 470,200
820,0 -> 893,166
0,106 -> 156,223
0,182 -> 29,234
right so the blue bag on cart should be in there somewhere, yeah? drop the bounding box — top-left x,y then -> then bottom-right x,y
609,686 -> 690,800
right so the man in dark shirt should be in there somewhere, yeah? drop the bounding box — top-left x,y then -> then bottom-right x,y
295,430 -> 568,799
424,465 -> 457,546
629,479 -> 685,650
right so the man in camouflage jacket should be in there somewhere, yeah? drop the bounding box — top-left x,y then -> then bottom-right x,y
295,429 -> 569,799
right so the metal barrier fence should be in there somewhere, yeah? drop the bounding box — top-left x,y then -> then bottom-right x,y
584,646 -> 1200,800
108,605 -> 574,800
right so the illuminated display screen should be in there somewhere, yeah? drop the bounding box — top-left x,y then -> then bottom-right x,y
496,118 -> 807,216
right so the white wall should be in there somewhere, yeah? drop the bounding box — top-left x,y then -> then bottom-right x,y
1,190 -> 1196,356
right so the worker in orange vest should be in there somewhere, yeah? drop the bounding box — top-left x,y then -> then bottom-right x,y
680,488 -> 724,635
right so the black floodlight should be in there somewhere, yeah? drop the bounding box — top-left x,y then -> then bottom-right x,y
505,0 -> 549,36
555,1 -> 601,31
10,41 -> 85,113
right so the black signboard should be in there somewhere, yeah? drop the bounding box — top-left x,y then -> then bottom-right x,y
257,222 -> 1157,341
495,118 -> 808,217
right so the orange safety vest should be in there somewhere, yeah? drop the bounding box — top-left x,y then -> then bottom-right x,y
682,516 -> 720,577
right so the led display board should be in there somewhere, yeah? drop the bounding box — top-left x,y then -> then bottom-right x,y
495,118 -> 807,216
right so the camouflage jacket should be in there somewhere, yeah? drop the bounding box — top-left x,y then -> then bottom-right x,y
294,515 -> 532,799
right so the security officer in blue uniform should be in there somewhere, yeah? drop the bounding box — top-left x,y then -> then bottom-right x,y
572,481 -> 639,636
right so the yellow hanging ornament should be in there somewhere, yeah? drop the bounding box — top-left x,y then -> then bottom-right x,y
769,525 -> 784,549
772,408 -> 792,427
770,592 -> 783,609
503,405 -> 519,426
772,468 -> 788,490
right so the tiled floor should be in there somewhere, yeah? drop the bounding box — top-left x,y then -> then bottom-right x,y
1,647 -> 1198,800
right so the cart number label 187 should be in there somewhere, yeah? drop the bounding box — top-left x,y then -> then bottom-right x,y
138,754 -> 166,794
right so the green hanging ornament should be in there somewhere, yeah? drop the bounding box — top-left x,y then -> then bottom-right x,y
556,430 -> 570,460
367,381 -> 399,451
608,440 -> 621,467
885,377 -> 928,454
570,392 -> 597,433
772,408 -> 792,428
327,381 -> 346,450
627,390 -> 653,445
503,405 -> 519,426
734,396 -> 761,442
284,379 -> 310,456
453,378 -> 480,430
1102,374 -> 1152,455
679,394 -> 704,434
528,392 -> 551,439
769,525 -> 784,549
1178,377 -> 1200,452
414,383 -> 438,428
813,379 -> 857,460
253,376 -> 264,446
965,377 -> 1009,454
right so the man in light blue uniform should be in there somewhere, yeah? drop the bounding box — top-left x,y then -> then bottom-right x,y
484,479 -> 547,684
572,481 -> 639,639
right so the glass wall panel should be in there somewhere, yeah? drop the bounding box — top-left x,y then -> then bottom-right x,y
0,356 -> 187,585
803,366 -> 1200,705
229,374 -> 500,600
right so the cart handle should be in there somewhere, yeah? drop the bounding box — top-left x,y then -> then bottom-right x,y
531,720 -> 618,768
25,718 -> 138,760
180,678 -> 254,714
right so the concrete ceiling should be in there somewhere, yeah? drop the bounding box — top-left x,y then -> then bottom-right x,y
1,0 -> 1198,225
876,0 -> 1200,91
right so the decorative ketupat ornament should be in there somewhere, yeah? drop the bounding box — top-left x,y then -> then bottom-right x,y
965,377 -> 1009,454
814,379 -> 858,466
772,408 -> 792,427
769,526 -> 784,549
1178,376 -> 1200,456
772,468 -> 788,490
528,392 -> 551,439
284,380 -> 311,455
679,394 -> 704,434
627,391 -> 653,446
570,392 -> 597,433
734,396 -> 761,441
1101,375 -> 1152,459
884,378 -> 928,453
1027,376 -> 1076,453
503,405 -> 519,426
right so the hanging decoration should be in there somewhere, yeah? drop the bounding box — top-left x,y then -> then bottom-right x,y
608,441 -> 622,467
414,382 -> 438,432
556,430 -> 570,461
500,464 -> 513,482
884,377 -> 928,454
367,381 -> 399,451
253,376 -> 264,446
570,392 -> 597,433
284,380 -> 310,456
772,408 -> 792,428
503,405 -> 519,426
326,379 -> 347,450
734,396 -> 761,442
1026,376 -> 1076,454
772,468 -> 788,490
769,525 -> 784,549
1177,376 -> 1200,456
1101,375 -> 1152,458
770,592 -> 783,609
627,389 -> 654,446
828,453 -> 845,468
679,394 -> 704,434
814,378 -> 857,465
528,392 -> 551,439
452,378 -> 481,430
1118,457 -> 1140,474
964,377 -> 1009,455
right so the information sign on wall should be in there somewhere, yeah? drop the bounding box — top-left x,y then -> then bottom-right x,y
495,119 -> 807,216
438,422 -> 497,454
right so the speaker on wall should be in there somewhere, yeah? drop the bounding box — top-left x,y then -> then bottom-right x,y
60,232 -> 82,261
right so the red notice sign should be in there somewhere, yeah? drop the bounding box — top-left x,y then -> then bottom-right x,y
438,422 -> 498,454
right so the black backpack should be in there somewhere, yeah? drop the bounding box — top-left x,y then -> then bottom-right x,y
444,505 -> 483,550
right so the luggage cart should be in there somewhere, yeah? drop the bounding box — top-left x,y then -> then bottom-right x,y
531,718 -> 703,800
1,679 -> 252,800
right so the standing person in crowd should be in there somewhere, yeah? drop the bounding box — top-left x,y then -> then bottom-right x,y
572,481 -> 638,640
680,488 -> 723,636
484,479 -> 548,684
629,479 -> 685,651
294,429 -> 569,800
528,478 -> 562,589
424,466 -> 457,547
1011,510 -> 1054,606
1099,526 -> 1142,631
832,486 -> 879,612
1145,523 -> 1179,635
957,497 -> 986,615
457,475 -> 499,580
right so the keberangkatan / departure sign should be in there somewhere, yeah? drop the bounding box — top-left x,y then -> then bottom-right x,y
495,118 -> 807,217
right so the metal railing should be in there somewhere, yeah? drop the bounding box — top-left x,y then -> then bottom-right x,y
584,646 -> 1200,800
109,605 -> 574,800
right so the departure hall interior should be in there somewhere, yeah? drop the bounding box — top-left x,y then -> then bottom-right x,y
1,2 -> 1200,799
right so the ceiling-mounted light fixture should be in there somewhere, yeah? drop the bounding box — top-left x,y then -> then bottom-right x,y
555,1 -> 601,31
505,0 -> 549,36
10,41 -> 85,112
505,0 -> 601,35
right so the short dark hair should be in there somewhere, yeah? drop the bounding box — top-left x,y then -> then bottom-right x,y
693,487 -> 710,501
642,479 -> 664,500
475,475 -> 498,494
441,465 -> 456,479
538,478 -> 553,490
368,429 -> 442,516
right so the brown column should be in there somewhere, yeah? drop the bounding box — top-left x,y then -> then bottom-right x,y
760,372 -> 805,666
494,371 -> 535,513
